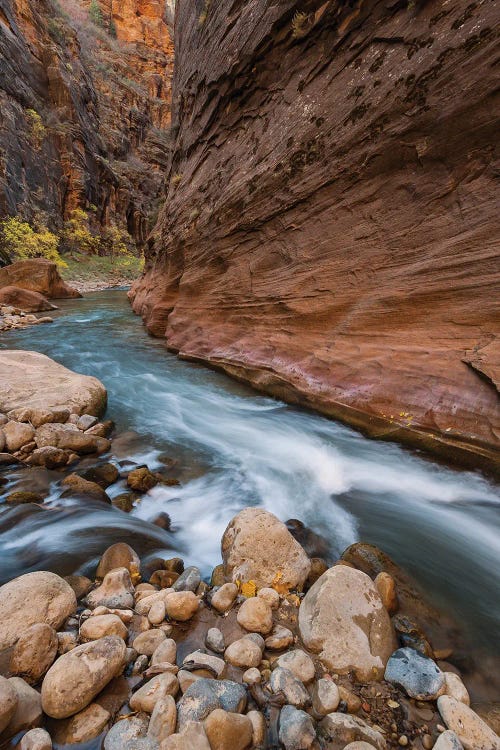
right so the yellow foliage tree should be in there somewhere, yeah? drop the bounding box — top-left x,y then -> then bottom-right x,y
0,217 -> 66,267
62,209 -> 100,255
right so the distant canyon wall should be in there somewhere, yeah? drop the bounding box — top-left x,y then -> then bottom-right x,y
130,0 -> 498,470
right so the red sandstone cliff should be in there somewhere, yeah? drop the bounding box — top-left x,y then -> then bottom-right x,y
131,0 -> 499,470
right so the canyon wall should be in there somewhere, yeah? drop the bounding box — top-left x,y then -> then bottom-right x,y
130,0 -> 499,470
0,0 -> 173,245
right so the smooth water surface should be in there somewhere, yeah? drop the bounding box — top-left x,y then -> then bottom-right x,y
1,291 -> 499,678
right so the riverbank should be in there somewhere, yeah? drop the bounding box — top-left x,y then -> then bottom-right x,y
61,253 -> 142,293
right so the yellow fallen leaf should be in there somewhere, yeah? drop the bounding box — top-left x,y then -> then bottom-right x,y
240,580 -> 257,597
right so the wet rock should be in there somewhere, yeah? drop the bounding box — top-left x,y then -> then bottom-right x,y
319,713 -> 386,749
270,667 -> 311,709
152,637 -> 177,665
82,462 -> 119,488
225,636 -> 263,668
112,493 -> 135,512
9,407 -> 68,426
299,565 -> 396,680
204,708 -> 253,750
10,623 -> 58,684
129,672 -> 179,712
183,650 -> 226,678
151,569 -> 179,588
148,693 -> 177,742
162,720 -> 212,749
96,542 -> 140,580
86,568 -> 134,609
206,627 -> 225,654
77,414 -> 98,430
62,473 -> 110,502
127,466 -> 159,492
0,676 -> 17,734
211,582 -> 238,613
286,518 -> 330,558
279,704 -> 316,750
5,677 -> 43,735
177,678 -> 247,729
29,446 -> 69,468
165,590 -> 199,621
133,629 -> 167,656
444,672 -> 470,706
3,421 -> 35,452
80,614 -> 128,641
258,586 -> 280,609
19,728 -> 53,750
433,731 -> 465,750
265,625 -> 294,650
6,490 -> 44,504
437,695 -> 500,750
0,571 -> 76,649
392,614 -> 434,658
103,713 -> 156,750
50,702 -> 110,744
41,635 -> 126,719
312,678 -> 340,716
385,648 -> 445,700
237,596 -> 273,634
375,572 -> 398,614
64,575 -> 92,599
0,452 -> 21,466
277,650 -> 315,683
0,429 -> 4,452
173,565 -> 201,592
222,508 -> 311,590
153,511 -> 172,530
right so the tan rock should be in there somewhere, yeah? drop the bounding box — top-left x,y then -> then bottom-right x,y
0,675 -> 17,734
222,508 -> 311,590
62,473 -> 110,501
165,590 -> 199,621
299,566 -> 396,680
28,446 -> 69,468
161,720 -> 212,749
127,467 -> 159,492
57,631 -> 78,654
433,731 -> 466,750
134,629 -> 167,656
0,571 -> 76,649
129,673 -> 179,713
237,597 -> 273,634
178,669 -> 202,693
265,624 -> 294,650
148,693 -> 177,742
10,623 -> 58,684
183,650 -> 226,678
0,350 -> 105,417
258,587 -> 280,609
80,614 -> 128,641
211,582 -> 238,613
41,635 -> 126,719
86,568 -> 134,610
375,572 -> 398,614
320,713 -> 386,749
242,668 -> 261,684
149,600 -> 166,624
96,543 -> 141,580
50,702 -> 110,744
204,708 -> 253,750
3,420 -> 35,451
224,636 -> 263,668
152,638 -> 177,665
444,672 -> 470,706
6,677 -> 43,735
312,678 -> 340,715
277,650 -> 315,683
437,695 -> 500,750
338,685 -> 362,713
247,710 -> 266,747
19,728 -> 53,750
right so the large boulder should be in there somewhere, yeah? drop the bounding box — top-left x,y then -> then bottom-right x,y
0,350 -> 107,416
0,286 -> 57,311
221,508 -> 311,590
0,571 -> 76,650
298,565 -> 396,681
0,259 -> 80,299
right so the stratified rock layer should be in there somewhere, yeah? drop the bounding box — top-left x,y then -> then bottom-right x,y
130,0 -> 500,470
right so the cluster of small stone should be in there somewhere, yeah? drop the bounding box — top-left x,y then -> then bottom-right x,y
0,406 -> 113,472
0,507 -> 498,750
0,305 -> 53,332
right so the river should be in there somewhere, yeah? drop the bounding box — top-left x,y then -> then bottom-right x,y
0,290 -> 499,692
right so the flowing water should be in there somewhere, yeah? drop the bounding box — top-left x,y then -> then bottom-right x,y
1,291 -> 499,693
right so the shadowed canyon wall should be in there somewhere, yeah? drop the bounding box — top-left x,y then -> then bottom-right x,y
130,0 -> 499,469
0,0 -> 173,245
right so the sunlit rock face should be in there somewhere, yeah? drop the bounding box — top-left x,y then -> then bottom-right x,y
130,0 -> 499,470
0,0 -> 173,246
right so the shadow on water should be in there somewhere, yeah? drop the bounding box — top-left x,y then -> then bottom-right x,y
1,290 -> 499,696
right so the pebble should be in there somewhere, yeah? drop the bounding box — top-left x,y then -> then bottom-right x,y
206,627 -> 225,653
127,467 -> 158,492
19,728 -> 53,750
433,730 -> 465,749
176,678 -> 247,729
178,669 -> 202,693
385,647 -> 445,700
5,677 -> 43,735
103,714 -> 156,750
86,568 -> 134,610
257,587 -> 280,609
270,667 -> 311,709
41,636 -> 126,719
265,625 -> 294,650
152,638 -> 177,665
183,649 -> 226,677
80,614 -> 128,641
278,704 -> 316,750
129,672 -> 179,712
10,623 -> 58,684
165,590 -> 200,621
248,709 -> 266,747
161,720 -> 212,749
133,629 -> 167,656
132,655 -> 149,675
0,675 -> 17,734
224,636 -> 263,668
57,631 -> 78,654
243,667 -> 261,684
50,702 -> 110,744
437,695 -> 500,750
312,677 -> 340,715
148,600 -> 166,625
375,571 -> 398,614
173,566 -> 202,592
237,596 -> 273,634
211,583 -> 238,613
147,693 -> 177,742
96,543 -> 140,580
319,713 -> 386,750
277,649 -> 315,683
204,708 -> 253,750
444,672 -> 470,706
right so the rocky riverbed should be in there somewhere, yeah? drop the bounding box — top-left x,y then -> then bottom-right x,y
0,508 -> 499,750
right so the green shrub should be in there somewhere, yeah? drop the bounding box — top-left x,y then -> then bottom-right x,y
25,109 -> 46,150
89,0 -> 104,27
0,217 -> 66,267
